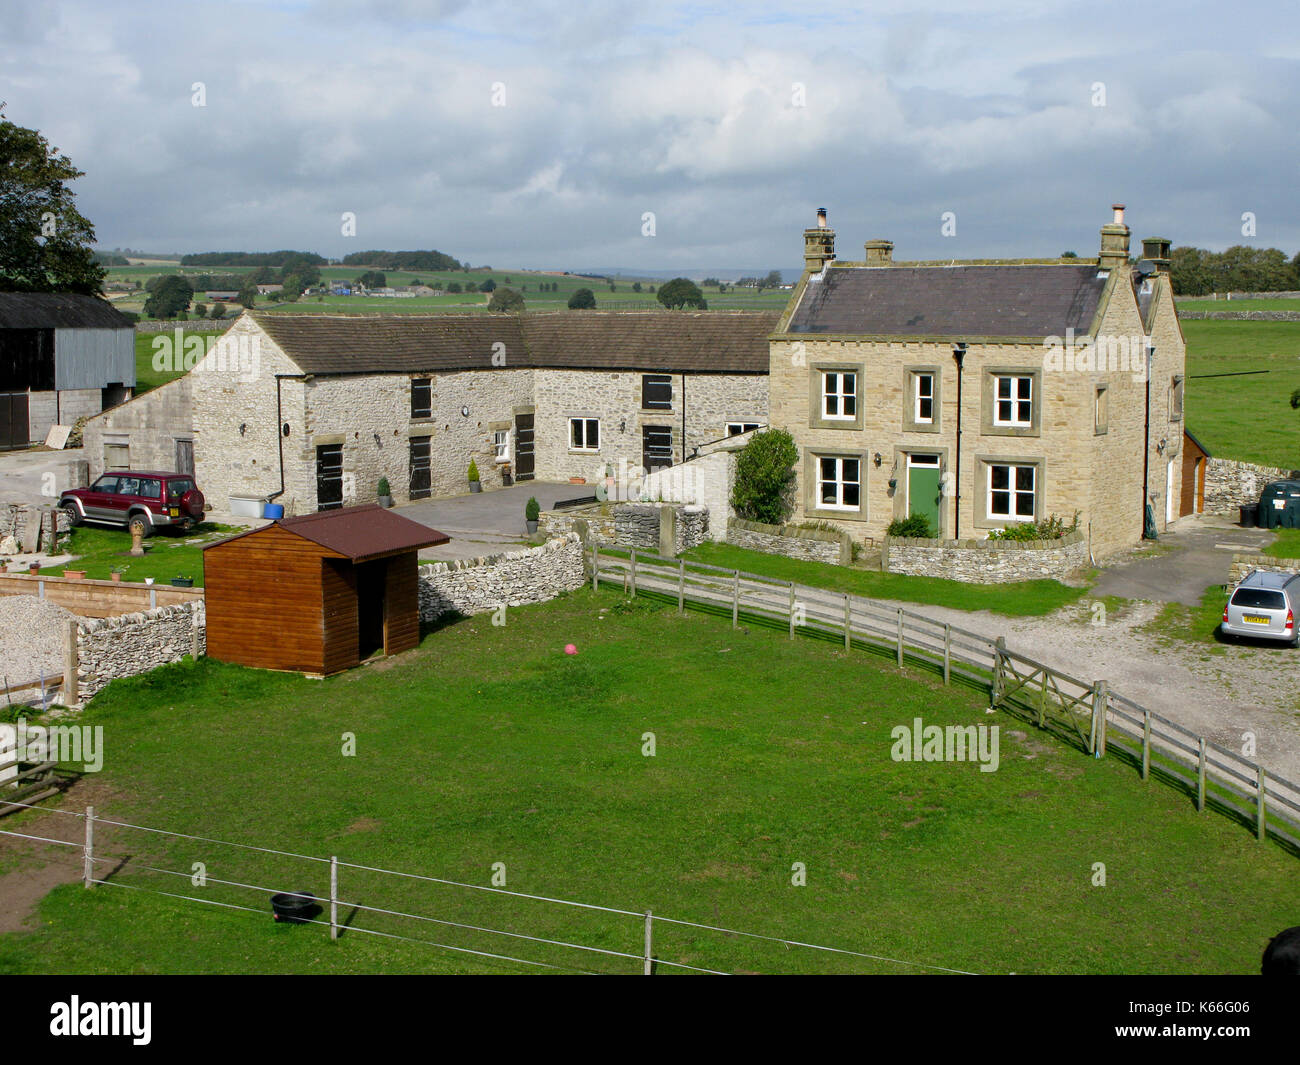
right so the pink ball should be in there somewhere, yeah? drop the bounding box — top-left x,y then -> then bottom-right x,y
564,644 -> 577,655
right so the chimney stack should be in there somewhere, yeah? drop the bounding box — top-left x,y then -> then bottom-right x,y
804,207 -> 836,273
1098,202 -> 1130,271
864,239 -> 894,266
1141,237 -> 1172,275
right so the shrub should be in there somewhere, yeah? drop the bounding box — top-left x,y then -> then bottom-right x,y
525,496 -> 540,521
377,477 -> 391,497
467,460 -> 480,482
567,288 -> 596,310
886,514 -> 935,539
488,287 -> 525,313
731,428 -> 798,525
986,511 -> 1080,542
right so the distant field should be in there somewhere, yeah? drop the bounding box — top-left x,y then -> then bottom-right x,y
1177,298 -> 1300,313
1182,319 -> 1300,468
134,329 -> 226,394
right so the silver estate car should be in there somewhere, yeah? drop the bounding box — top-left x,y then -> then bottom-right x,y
1221,571 -> 1300,646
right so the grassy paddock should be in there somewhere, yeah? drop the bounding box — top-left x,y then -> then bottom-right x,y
0,590 -> 1292,975
1263,529 -> 1300,559
680,542 -> 1090,616
38,523 -> 236,585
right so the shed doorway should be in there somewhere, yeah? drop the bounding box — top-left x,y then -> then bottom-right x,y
355,559 -> 388,660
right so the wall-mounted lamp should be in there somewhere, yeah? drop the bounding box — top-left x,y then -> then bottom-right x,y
873,453 -> 882,467
238,423 -> 247,436
620,419 -> 627,433
1156,437 -> 1168,455
461,405 -> 470,417
887,478 -> 897,491
282,423 -> 290,437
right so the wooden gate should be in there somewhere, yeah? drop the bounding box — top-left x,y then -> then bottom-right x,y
0,392 -> 29,451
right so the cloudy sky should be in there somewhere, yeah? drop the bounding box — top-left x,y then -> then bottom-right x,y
3,0 -> 1298,275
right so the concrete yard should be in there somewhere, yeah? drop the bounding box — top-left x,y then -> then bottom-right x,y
397,481 -> 584,561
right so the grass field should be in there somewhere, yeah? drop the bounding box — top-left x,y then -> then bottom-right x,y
1183,319 -> 1300,467
1177,298 -> 1300,312
1,589 -> 1293,975
680,541 -> 1090,616
133,329 -> 226,394
1263,528 -> 1300,559
37,523 -> 236,585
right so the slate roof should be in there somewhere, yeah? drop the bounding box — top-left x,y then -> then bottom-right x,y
785,264 -> 1109,338
205,503 -> 449,562
250,311 -> 778,376
0,292 -> 134,330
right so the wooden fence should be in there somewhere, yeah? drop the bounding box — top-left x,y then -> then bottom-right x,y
591,544 -> 1300,849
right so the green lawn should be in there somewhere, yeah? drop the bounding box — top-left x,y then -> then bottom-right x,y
1183,320 -> 1300,467
2,590 -> 1291,975
680,541 -> 1090,616
1263,528 -> 1300,559
38,522 -> 237,585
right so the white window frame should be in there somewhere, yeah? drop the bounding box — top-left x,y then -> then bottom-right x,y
569,417 -> 600,452
817,455 -> 861,511
822,371 -> 857,421
493,429 -> 510,463
913,372 -> 935,425
726,422 -> 761,436
993,375 -> 1033,427
987,463 -> 1037,521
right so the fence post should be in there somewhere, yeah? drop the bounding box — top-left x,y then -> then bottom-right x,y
630,550 -> 637,597
1094,681 -> 1108,757
992,637 -> 1006,708
788,583 -> 796,639
943,624 -> 951,686
1196,738 -> 1207,812
843,594 -> 851,651
330,855 -> 339,940
677,560 -> 685,615
1036,670 -> 1046,728
591,544 -> 599,591
896,609 -> 904,667
1257,765 -> 1266,841
732,571 -> 739,629
83,805 -> 94,889
1141,710 -> 1151,781
644,910 -> 653,975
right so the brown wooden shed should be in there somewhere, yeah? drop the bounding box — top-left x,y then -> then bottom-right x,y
203,504 -> 449,676
1181,428 -> 1210,517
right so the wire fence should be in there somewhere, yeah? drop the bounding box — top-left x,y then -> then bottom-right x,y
592,544 -> 1300,850
0,799 -> 976,975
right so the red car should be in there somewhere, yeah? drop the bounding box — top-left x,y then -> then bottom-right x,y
60,471 -> 206,538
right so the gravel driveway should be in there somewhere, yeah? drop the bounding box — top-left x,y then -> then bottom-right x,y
0,596 -> 72,691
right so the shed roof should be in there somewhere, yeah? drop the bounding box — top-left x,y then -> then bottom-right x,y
251,310 -> 778,375
785,264 -> 1107,338
205,504 -> 449,561
0,292 -> 134,330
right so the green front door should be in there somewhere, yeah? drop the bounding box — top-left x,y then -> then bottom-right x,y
907,460 -> 942,534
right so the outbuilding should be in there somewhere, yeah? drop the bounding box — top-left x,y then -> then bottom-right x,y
0,293 -> 135,450
203,504 -> 449,676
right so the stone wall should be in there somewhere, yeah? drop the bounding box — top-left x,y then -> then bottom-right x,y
640,448 -> 738,542
1176,291 -> 1300,301
538,503 -> 707,555
1178,311 -> 1300,321
417,534 -> 586,621
726,518 -> 850,565
1204,458 -> 1300,513
0,505 -> 71,554
83,375 -> 194,480
73,601 -> 205,702
882,530 -> 1088,583
1229,554 -> 1300,585
538,505 -> 616,544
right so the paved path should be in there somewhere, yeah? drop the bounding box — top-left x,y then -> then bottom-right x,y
397,482 -> 583,561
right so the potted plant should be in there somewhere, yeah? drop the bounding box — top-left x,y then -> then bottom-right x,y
525,496 -> 540,534
62,568 -> 86,580
171,575 -> 194,588
110,568 -> 123,582
377,477 -> 393,508
28,561 -> 40,575
468,459 -> 482,493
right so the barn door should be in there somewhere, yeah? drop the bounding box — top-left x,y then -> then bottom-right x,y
175,439 -> 195,475
0,393 -> 29,451
514,413 -> 534,481
642,425 -> 673,472
316,444 -> 343,510
409,437 -> 431,500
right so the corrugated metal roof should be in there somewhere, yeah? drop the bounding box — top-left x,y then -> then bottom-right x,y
786,264 -> 1107,338
251,311 -> 778,375
0,292 -> 134,330
205,504 -> 449,561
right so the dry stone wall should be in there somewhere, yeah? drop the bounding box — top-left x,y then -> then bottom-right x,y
1205,458 -> 1300,513
418,535 -> 586,621
726,518 -> 850,565
1229,554 -> 1300,585
883,531 -> 1087,583
74,601 -> 205,702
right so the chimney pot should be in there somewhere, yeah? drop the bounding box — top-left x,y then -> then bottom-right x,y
1112,203 -> 1126,225
816,207 -> 827,229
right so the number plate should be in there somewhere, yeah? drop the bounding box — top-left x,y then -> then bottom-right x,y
1242,614 -> 1270,625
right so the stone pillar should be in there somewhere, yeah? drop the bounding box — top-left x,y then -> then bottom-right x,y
63,618 -> 79,706
658,505 -> 677,559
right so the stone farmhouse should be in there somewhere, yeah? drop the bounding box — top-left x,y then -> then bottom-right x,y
767,206 -> 1186,559
85,311 -> 772,514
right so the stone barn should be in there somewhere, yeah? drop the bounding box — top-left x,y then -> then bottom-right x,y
203,504 -> 448,676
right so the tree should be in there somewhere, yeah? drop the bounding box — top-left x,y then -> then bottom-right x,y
702,277 -> 721,288
759,270 -> 783,290
731,429 -> 799,525
488,287 -> 525,313
237,281 -> 257,309
632,281 -> 642,293
1060,251 -> 1078,259
281,274 -> 304,300
193,302 -> 207,318
568,287 -> 596,310
279,255 -> 320,287
142,275 -> 193,319
479,278 -> 497,293
0,109 -> 106,294
356,270 -> 387,289
210,303 -> 226,320
446,281 -> 462,293
1291,388 -> 1300,411
656,277 -> 707,310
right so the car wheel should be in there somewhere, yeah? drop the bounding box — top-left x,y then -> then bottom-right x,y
61,501 -> 82,527
128,513 -> 153,539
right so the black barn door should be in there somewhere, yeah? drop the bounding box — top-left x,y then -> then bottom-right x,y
316,444 -> 343,510
0,393 -> 29,451
514,413 -> 535,481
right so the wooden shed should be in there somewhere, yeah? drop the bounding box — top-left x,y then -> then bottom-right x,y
1182,428 -> 1210,517
203,504 -> 448,676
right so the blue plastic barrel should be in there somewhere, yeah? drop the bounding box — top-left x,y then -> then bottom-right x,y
262,502 -> 285,520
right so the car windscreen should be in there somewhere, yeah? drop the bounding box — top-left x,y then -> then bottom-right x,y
92,476 -> 119,493
1230,588 -> 1287,610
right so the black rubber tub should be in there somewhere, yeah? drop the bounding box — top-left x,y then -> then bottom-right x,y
270,891 -> 317,923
